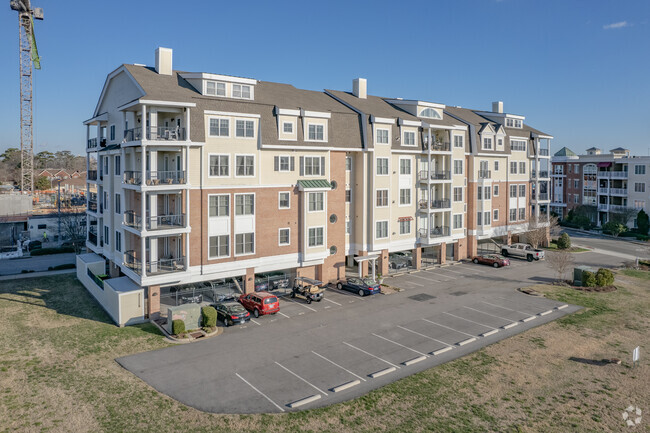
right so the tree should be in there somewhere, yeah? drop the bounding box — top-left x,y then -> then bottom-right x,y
546,250 -> 575,283
609,207 -> 638,227
34,176 -> 51,190
0,147 -> 22,183
636,210 -> 649,235
526,214 -> 559,248
59,210 -> 86,254
557,232 -> 571,249
602,221 -> 626,237
35,151 -> 55,169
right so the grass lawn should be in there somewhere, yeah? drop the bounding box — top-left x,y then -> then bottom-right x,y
0,272 -> 648,433
545,240 -> 590,253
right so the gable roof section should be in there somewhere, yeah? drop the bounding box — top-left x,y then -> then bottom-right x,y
93,65 -> 146,118
554,147 -> 576,157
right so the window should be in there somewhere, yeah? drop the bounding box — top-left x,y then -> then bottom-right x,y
236,120 -> 255,138
346,220 -> 351,234
236,155 -> 254,176
573,179 -> 579,189
453,214 -> 463,229
510,209 -> 517,221
279,192 -> 290,209
484,186 -> 491,199
574,194 -> 579,203
635,183 -> 646,193
635,165 -> 646,175
376,190 -> 388,207
477,212 -> 483,226
519,208 -> 525,220
209,235 -> 229,257
104,226 -> 109,245
493,209 -> 499,221
209,118 -> 229,137
209,155 -> 229,176
376,128 -> 389,144
345,156 -> 352,171
235,233 -> 254,254
506,118 -> 514,127
634,200 -> 646,209
498,139 -> 503,147
114,156 -> 121,175
519,185 -> 526,198
235,194 -> 254,215
403,131 -> 416,146
283,122 -> 293,133
484,211 -> 490,225
477,186 -> 483,200
510,140 -> 526,151
494,160 -> 499,171
308,124 -> 324,141
274,155 -> 292,172
399,220 -> 411,235
419,108 -> 441,119
279,228 -> 290,246
375,221 -> 388,239
453,187 -> 463,202
37,224 -> 46,230
510,185 -> 517,198
400,159 -> 411,175
493,185 -> 499,196
510,162 -> 517,174
482,137 -> 493,150
345,190 -> 351,203
514,119 -> 522,128
232,84 -> 251,99
209,195 -> 229,217
115,231 -> 121,252
303,156 -> 322,176
308,192 -> 324,212
454,160 -> 463,175
206,81 -> 226,96
519,162 -> 526,174
114,194 -> 121,214
110,125 -> 115,141
308,227 -> 324,247
574,164 -> 580,173
376,158 -> 389,175
454,135 -> 464,148
399,188 -> 411,205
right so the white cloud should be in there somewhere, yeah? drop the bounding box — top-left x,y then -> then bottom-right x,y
603,21 -> 629,30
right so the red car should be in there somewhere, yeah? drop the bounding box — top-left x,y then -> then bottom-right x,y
472,254 -> 510,268
238,292 -> 280,318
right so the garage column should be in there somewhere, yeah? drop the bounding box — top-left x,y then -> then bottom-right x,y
357,251 -> 368,278
412,246 -> 422,270
439,242 -> 446,264
379,249 -> 389,276
315,264 -> 324,282
147,285 -> 160,319
244,267 -> 255,294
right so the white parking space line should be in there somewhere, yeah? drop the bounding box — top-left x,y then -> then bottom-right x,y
408,281 -> 425,287
434,273 -> 457,280
311,351 -> 367,382
282,297 -> 318,312
442,312 -> 495,330
443,268 -> 464,275
371,333 -> 429,357
461,306 -> 517,323
409,273 -> 441,283
422,318 -> 476,337
274,361 -> 328,396
480,300 -> 528,316
278,312 -> 291,319
323,298 -> 342,306
397,325 -> 453,347
250,319 -> 262,326
236,373 -> 285,413
342,342 -> 400,369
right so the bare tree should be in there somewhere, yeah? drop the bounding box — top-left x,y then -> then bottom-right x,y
526,214 -> 558,248
609,208 -> 638,227
59,210 -> 86,254
546,249 -> 575,283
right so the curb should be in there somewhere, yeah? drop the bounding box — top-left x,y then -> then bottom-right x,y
563,227 -> 648,246
149,319 -> 222,344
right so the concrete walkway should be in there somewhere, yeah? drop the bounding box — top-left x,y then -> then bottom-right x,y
0,268 -> 76,281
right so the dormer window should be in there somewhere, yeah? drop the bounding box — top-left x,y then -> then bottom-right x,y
283,122 -> 293,133
233,84 -> 251,99
506,118 -> 523,128
419,108 -> 442,119
482,137 -> 493,150
206,81 -> 226,96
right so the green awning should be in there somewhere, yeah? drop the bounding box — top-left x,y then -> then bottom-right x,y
297,179 -> 332,190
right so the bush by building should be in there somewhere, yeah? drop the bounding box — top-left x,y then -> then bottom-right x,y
202,306 -> 217,328
557,233 -> 571,249
172,319 -> 185,336
595,268 -> 615,287
582,270 -> 596,287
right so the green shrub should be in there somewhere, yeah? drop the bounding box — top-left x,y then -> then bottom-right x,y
637,234 -> 649,241
637,209 -> 649,235
582,270 -> 596,287
201,306 -> 217,328
602,221 -> 626,237
595,268 -> 614,287
172,319 -> 185,335
30,246 -> 75,256
51,263 -> 75,270
556,233 -> 571,249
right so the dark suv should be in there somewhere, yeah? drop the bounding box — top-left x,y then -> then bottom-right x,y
238,292 -> 280,318
213,301 -> 250,327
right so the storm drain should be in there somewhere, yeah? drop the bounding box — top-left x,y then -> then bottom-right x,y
450,291 -> 468,296
408,293 -> 436,302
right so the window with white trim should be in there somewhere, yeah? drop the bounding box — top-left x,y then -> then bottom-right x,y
399,219 -> 411,234
308,192 -> 324,212
376,128 -> 389,144
110,125 -> 115,141
403,131 -> 416,146
635,183 -> 646,193
477,212 -> 483,226
453,214 -> 463,229
510,162 -> 517,174
209,195 -> 229,217
494,160 -> 499,171
399,188 -> 411,205
279,228 -> 290,246
454,135 -> 464,148
484,211 -> 490,225
510,185 -> 517,198
114,193 -> 121,214
308,227 -> 324,247
209,155 -> 229,176
375,221 -> 388,239
493,185 -> 499,196
400,159 -> 411,175
346,220 -> 351,234
454,160 -> 463,175
376,158 -> 389,175
634,200 -> 646,209
345,190 -> 351,202
510,208 -> 517,221
635,165 -> 646,175
453,187 -> 463,202
308,124 -> 324,141
482,137 -> 493,150
278,192 -> 290,209
206,81 -> 226,96
209,235 -> 229,258
519,185 -> 526,198
209,118 -> 229,137
519,208 -> 526,220
510,140 -> 526,151
376,189 -> 388,207
419,108 -> 441,119
493,209 -> 499,221
477,186 -> 483,200
303,157 -> 322,176
282,122 -> 293,133
345,156 -> 352,171
232,84 -> 251,99
235,155 -> 254,176
235,233 -> 254,254
519,162 -> 526,174
484,186 -> 491,199
115,231 -> 121,252
235,120 -> 255,138
235,194 -> 254,215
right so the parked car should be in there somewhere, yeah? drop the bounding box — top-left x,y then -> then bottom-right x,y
213,301 -> 250,327
257,271 -> 290,290
238,292 -> 280,318
389,258 -> 408,270
27,240 -> 42,251
501,243 -> 545,262
254,277 -> 269,292
291,277 -> 324,303
336,277 -> 381,297
392,251 -> 413,266
472,254 -> 510,268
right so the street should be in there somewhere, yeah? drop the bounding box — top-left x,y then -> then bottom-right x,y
562,228 -> 650,261
0,252 -> 76,276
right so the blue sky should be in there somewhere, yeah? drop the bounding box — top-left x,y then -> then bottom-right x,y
0,0 -> 648,156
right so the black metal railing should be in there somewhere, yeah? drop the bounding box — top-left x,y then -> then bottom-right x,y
431,199 -> 451,209
124,126 -> 186,142
123,171 -> 143,185
425,141 -> 450,152
478,170 -> 491,179
418,226 -> 450,238
87,170 -> 97,181
539,148 -> 549,156
87,138 -> 98,149
145,170 -> 186,185
124,251 -> 186,275
88,200 -> 97,212
147,214 -> 185,230
88,231 -> 97,245
419,170 -> 451,181
123,210 -> 142,229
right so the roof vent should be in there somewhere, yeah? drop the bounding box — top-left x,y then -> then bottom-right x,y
492,101 -> 503,113
353,78 -> 367,99
155,47 -> 173,76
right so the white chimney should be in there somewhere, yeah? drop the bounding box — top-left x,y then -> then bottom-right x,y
155,47 -> 173,75
353,78 -> 367,99
492,101 -> 503,113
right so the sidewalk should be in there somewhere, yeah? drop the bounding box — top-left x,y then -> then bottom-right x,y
0,268 -> 76,281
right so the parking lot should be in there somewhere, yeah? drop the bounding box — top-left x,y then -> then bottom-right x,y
114,251 -> 618,414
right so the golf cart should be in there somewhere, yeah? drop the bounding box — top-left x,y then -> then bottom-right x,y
291,277 -> 325,303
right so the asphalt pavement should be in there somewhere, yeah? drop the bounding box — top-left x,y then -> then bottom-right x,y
561,228 -> 650,261
0,252 -> 76,276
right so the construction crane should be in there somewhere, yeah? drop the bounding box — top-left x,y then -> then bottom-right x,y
9,0 -> 43,194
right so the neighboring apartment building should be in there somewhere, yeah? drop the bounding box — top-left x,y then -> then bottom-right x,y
551,146 -> 650,227
78,48 -> 552,326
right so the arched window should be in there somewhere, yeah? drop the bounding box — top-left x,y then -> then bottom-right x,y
419,108 -> 441,119
583,164 -> 597,175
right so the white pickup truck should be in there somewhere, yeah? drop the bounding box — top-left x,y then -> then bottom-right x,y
500,243 -> 545,262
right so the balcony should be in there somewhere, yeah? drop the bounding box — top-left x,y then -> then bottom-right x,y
124,210 -> 186,231
598,203 -> 609,211
610,171 -> 628,179
418,226 -> 450,238
418,170 -> 451,181
598,187 -> 608,194
123,170 -> 186,186
88,200 -> 98,213
610,188 -> 627,195
478,170 -> 491,179
124,251 -> 186,275
87,170 -> 97,181
533,192 -> 549,201
87,138 -> 98,149
124,126 -> 187,142
88,231 -> 97,245
539,149 -> 550,156
531,170 -> 549,179
424,141 -> 450,152
610,204 -> 630,212
418,199 -> 451,210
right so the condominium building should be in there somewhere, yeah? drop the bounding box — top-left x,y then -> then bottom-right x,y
77,48 -> 552,326
551,146 -> 649,227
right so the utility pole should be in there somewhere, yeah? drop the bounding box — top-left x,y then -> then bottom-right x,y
57,179 -> 61,244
